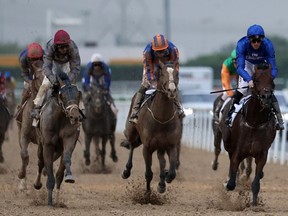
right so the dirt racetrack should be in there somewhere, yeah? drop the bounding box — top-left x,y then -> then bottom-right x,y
1,120 -> 288,216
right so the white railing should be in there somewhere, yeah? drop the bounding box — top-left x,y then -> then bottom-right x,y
116,101 -> 288,165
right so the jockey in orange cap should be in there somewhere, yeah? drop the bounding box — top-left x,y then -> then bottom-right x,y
129,34 -> 184,124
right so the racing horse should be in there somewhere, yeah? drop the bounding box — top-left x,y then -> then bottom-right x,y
122,61 -> 182,193
212,93 -> 253,180
82,84 -> 118,170
0,96 -> 10,162
33,72 -> 82,206
16,60 -> 44,190
219,65 -> 276,206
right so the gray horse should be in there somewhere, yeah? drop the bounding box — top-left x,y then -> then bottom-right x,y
33,72 -> 82,206
82,85 -> 118,171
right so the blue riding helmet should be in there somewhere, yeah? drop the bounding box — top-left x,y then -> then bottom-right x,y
247,24 -> 265,38
4,71 -> 11,78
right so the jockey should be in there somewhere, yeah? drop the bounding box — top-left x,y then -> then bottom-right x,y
225,24 -> 284,130
82,53 -> 118,117
129,34 -> 184,124
18,42 -> 44,107
31,29 -> 84,119
213,49 -> 237,122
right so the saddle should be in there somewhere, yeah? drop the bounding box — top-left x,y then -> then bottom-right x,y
228,95 -> 251,127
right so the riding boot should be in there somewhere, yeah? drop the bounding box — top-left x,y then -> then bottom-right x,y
272,101 -> 284,130
129,92 -> 144,124
213,98 -> 224,122
225,91 -> 243,126
174,93 -> 185,118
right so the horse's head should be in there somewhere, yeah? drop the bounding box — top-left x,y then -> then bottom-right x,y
253,64 -> 274,108
157,61 -> 179,99
88,85 -> 106,114
57,73 -> 81,125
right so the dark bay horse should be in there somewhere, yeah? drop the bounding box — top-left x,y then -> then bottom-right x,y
16,60 -> 44,190
33,73 -> 82,206
82,85 -> 117,170
219,66 -> 276,206
122,61 -> 182,193
0,96 -> 10,162
212,93 -> 253,180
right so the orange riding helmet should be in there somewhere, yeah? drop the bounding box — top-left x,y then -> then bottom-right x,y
151,34 -> 169,51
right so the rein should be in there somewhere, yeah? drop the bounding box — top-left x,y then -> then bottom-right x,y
147,89 -> 177,124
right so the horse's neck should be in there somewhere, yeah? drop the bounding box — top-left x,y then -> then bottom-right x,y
150,91 -> 175,117
244,96 -> 270,125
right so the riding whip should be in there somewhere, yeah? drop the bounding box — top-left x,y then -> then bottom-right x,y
210,86 -> 249,94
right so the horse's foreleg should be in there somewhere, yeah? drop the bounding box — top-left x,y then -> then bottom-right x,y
245,157 -> 253,179
100,137 -> 107,169
166,146 -> 177,184
251,154 -> 267,206
212,130 -> 222,171
109,133 -> 118,162
18,137 -> 30,179
34,144 -> 44,190
157,150 -> 166,193
56,155 -> 65,190
143,146 -> 153,192
226,154 -> 240,191
122,146 -> 134,179
93,136 -> 100,163
0,136 -> 5,163
84,135 -> 92,166
63,138 -> 77,183
176,142 -> 181,170
43,144 -> 56,206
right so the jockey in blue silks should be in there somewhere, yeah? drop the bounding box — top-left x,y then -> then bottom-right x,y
82,53 -> 118,118
225,24 -> 284,130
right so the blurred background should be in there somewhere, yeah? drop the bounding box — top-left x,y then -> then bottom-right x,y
1,0 -> 288,92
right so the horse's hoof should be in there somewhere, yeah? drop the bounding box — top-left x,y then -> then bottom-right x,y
34,182 -> 42,190
64,175 -> 75,183
121,170 -> 130,179
157,183 -> 166,193
110,154 -> 118,162
85,159 -> 91,166
225,181 -> 236,191
165,172 -> 176,184
18,172 -> 25,179
212,161 -> 218,171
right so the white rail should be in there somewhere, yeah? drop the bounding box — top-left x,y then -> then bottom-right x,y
116,102 -> 288,165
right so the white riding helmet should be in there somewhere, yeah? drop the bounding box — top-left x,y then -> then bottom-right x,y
90,53 -> 103,63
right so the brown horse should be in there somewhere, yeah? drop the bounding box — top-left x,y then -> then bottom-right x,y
219,66 -> 276,206
33,72 -> 82,206
16,60 -> 44,190
0,96 -> 10,162
82,85 -> 117,170
122,61 -> 182,193
212,93 -> 253,180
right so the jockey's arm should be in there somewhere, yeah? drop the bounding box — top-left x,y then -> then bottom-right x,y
221,64 -> 233,97
143,51 -> 155,82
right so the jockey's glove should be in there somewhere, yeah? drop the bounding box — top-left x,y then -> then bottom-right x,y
248,80 -> 254,88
